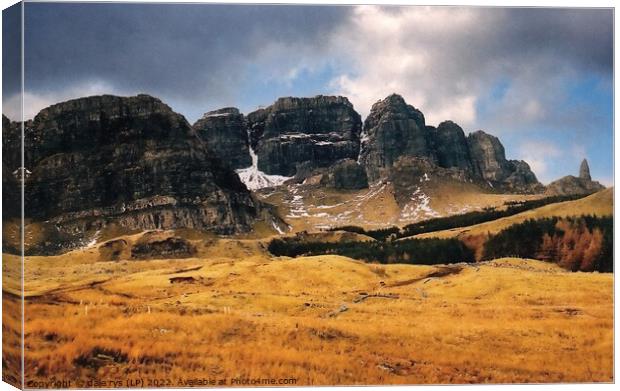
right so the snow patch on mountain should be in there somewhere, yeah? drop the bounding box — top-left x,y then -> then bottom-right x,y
271,219 -> 287,234
83,230 -> 101,248
203,112 -> 232,118
286,185 -> 310,218
357,129 -> 369,163
400,187 -> 440,221
236,132 -> 292,190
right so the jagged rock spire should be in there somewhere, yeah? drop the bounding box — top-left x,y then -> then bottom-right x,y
546,157 -> 604,196
579,158 -> 591,181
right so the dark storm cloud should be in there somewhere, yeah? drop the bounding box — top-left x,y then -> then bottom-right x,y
454,8 -> 613,75
504,8 -> 613,74
328,6 -> 612,122
2,3 -> 22,101
3,3 -> 613,184
321,5 -> 612,184
8,4 -> 613,128
22,2 -> 350,100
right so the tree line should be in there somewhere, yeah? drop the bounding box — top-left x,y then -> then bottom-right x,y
483,215 -> 613,272
270,215 -> 612,273
268,236 -> 475,265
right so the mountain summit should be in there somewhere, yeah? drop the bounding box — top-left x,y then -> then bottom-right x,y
2,94 -> 281,253
198,93 -> 544,194
2,92 -> 573,253
358,94 -> 543,193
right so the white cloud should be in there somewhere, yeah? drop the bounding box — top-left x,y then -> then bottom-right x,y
324,6 -> 490,126
522,99 -> 545,121
322,5 -> 610,135
517,141 -> 562,183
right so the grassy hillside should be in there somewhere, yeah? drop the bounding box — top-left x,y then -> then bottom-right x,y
2,188 -> 613,385
255,181 -> 542,232
3,246 -> 613,384
415,188 -> 613,240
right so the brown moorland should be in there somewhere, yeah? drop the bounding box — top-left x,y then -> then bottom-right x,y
2,243 -> 613,386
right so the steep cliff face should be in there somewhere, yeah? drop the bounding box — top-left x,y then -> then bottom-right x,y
248,96 -> 362,176
546,159 -> 605,196
17,95 -> 263,243
466,130 -> 543,193
196,93 -> 542,195
357,94 -> 542,193
246,107 -> 269,150
192,107 -> 251,170
466,130 -> 512,183
2,115 -> 21,220
359,94 -> 433,181
431,121 -> 474,174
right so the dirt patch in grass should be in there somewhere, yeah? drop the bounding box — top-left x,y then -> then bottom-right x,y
308,327 -> 358,341
73,347 -> 128,370
386,266 -> 463,287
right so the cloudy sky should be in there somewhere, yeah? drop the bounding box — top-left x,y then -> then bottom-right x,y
2,2 -> 613,185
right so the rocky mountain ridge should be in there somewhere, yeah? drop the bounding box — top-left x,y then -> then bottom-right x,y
3,92 -> 605,254
2,95 -> 284,254
359,94 -> 431,181
198,93 -> 545,194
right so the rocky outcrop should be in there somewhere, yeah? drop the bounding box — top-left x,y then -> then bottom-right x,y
466,131 -> 512,183
98,238 -> 131,261
357,94 -> 543,193
546,159 -> 605,196
248,96 -> 362,176
319,159 -> 369,190
431,121 -> 474,174
130,231 -> 196,260
579,158 -> 592,181
15,94 -> 265,248
2,115 -> 21,220
359,94 -> 433,181
98,232 -> 197,261
502,160 -> 545,193
466,130 -> 543,193
192,107 -> 251,170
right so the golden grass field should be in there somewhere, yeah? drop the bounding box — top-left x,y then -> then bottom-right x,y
1,188 -> 614,387
2,243 -> 614,386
